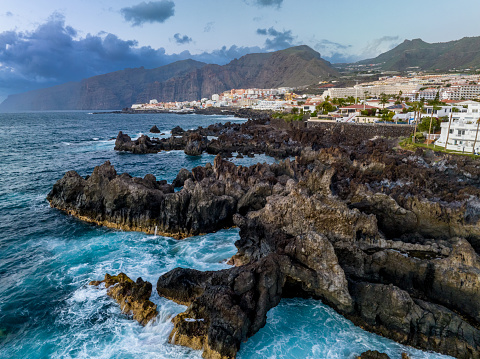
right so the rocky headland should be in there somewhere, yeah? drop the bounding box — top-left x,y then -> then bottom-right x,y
48,118 -> 480,359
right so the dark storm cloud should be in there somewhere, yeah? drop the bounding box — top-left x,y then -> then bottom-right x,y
0,16 -> 264,101
256,27 -> 295,50
120,0 -> 175,26
173,33 -> 192,44
0,15 -> 170,99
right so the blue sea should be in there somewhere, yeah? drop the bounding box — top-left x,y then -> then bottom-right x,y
0,112 -> 451,359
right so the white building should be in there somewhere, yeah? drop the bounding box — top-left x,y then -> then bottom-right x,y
435,103 -> 480,153
404,89 -> 440,102
423,105 -> 456,118
253,100 -> 288,111
441,85 -> 480,100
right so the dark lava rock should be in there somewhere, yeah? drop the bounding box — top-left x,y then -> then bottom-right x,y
157,254 -> 284,359
154,145 -> 480,358
171,126 -> 185,136
114,131 -> 159,154
184,133 -> 207,156
172,168 -> 193,187
47,160 -> 238,238
90,272 -> 157,326
358,351 -> 391,359
150,125 -> 160,133
47,156 -> 288,239
52,122 -> 480,359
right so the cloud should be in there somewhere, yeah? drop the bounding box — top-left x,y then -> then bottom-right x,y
360,36 -> 401,58
204,22 -> 214,33
256,27 -> 295,50
2,15 -> 396,103
253,0 -> 283,8
173,33 -> 192,45
0,14 -> 169,99
191,45 -> 263,64
313,39 -> 357,63
120,1 -> 175,26
0,15 -> 264,101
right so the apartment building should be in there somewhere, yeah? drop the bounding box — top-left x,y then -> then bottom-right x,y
435,103 -> 480,153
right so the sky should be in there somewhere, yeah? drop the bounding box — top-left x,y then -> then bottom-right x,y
1,0 -> 480,102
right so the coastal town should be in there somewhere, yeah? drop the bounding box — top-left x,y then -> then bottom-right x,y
130,72 -> 480,154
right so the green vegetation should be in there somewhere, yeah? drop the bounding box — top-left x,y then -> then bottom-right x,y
399,136 -> 480,159
418,116 -> 441,132
378,109 -> 395,122
316,102 -> 335,115
272,112 -> 304,122
360,109 -> 377,116
379,93 -> 389,109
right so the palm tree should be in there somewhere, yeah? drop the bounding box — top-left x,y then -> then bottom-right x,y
364,90 -> 370,101
472,118 -> 480,155
428,104 -> 441,146
411,101 -> 425,143
379,93 -> 389,109
445,107 -> 459,150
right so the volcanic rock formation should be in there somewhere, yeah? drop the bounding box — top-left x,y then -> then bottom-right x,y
49,119 -> 480,359
89,273 -> 157,326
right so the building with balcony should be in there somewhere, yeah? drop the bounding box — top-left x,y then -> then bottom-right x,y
435,103 -> 480,153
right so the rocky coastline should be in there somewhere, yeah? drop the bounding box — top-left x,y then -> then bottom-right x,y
48,116 -> 480,359
96,107 -> 273,120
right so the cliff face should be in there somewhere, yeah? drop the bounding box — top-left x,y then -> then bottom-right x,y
0,46 -> 338,111
0,60 -> 207,111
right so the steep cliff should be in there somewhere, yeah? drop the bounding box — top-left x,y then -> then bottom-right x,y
0,46 -> 338,111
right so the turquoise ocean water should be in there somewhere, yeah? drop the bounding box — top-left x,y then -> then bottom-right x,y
0,112 -> 451,359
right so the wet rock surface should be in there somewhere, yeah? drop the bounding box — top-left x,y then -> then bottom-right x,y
50,118 -> 480,359
150,125 -> 160,133
89,273 -> 157,326
358,351 -> 391,359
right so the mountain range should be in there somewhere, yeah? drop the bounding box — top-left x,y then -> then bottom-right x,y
3,36 -> 480,111
0,46 -> 337,111
358,36 -> 480,71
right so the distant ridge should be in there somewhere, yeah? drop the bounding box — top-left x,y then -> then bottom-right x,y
0,46 -> 338,111
358,36 -> 480,71
0,59 -> 206,111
